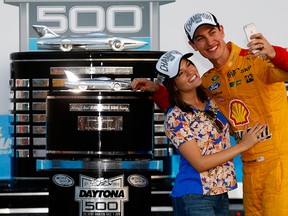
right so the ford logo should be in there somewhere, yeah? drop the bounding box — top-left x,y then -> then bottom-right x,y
127,174 -> 148,188
52,174 -> 75,187
208,82 -> 220,91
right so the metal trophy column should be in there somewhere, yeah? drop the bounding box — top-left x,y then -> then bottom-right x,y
10,50 -> 166,215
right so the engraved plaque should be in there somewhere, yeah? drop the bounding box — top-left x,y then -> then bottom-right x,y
78,116 -> 123,131
15,90 -> 30,99
70,103 -> 129,112
33,114 -> 46,123
33,137 -> 46,146
32,90 -> 48,99
52,79 -> 66,87
16,149 -> 30,158
33,125 -> 46,134
154,124 -> 165,133
32,79 -> 49,87
154,136 -> 168,145
16,79 -> 29,87
154,148 -> 173,157
16,125 -> 30,134
16,114 -> 30,122
15,102 -> 30,111
16,137 -> 30,145
154,113 -> 165,121
32,102 -> 46,111
50,66 -> 133,75
33,149 -> 46,157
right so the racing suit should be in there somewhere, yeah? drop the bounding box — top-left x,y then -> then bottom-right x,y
152,42 -> 288,215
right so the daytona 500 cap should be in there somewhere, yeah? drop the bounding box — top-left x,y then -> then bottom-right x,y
156,50 -> 193,79
184,12 -> 219,40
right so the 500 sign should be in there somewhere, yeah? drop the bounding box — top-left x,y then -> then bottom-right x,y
36,5 -> 143,34
85,201 -> 119,211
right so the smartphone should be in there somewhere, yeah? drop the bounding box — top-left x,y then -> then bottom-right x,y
243,23 -> 257,42
243,23 -> 259,53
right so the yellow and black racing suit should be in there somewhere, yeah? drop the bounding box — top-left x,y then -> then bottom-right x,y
201,42 -> 288,215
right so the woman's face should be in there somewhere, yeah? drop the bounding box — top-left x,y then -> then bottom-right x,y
174,59 -> 202,94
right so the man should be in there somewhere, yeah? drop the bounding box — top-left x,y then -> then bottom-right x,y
132,12 -> 288,215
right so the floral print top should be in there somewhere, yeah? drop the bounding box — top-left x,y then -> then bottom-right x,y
166,99 -> 237,196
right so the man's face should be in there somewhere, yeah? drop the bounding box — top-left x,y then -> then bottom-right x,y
189,25 -> 225,62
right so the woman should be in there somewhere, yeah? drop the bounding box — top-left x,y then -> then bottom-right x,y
132,50 -> 267,216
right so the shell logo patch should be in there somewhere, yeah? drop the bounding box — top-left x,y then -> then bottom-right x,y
229,99 -> 250,126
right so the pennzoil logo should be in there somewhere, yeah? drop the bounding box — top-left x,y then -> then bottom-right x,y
227,68 -> 239,79
234,124 -> 272,143
229,99 -> 250,126
75,175 -> 128,216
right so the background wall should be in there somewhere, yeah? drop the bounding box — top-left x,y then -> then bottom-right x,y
0,2 -> 19,114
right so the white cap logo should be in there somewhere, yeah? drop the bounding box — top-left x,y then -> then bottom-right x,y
156,50 -> 193,78
184,12 -> 219,40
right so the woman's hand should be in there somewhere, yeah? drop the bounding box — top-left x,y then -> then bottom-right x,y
240,121 -> 268,151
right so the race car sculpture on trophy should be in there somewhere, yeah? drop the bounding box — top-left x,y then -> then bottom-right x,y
32,25 -> 148,52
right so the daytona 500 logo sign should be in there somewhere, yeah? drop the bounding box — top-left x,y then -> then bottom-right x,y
75,175 -> 128,216
29,3 -> 150,37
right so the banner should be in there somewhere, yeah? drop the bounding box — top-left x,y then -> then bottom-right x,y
0,115 -> 13,180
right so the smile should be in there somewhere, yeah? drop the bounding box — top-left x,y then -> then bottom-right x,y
189,74 -> 197,83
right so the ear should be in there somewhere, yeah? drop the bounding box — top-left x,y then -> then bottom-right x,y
219,25 -> 225,38
188,40 -> 198,51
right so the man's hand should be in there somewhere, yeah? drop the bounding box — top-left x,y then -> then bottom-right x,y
248,33 -> 276,59
131,78 -> 159,92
